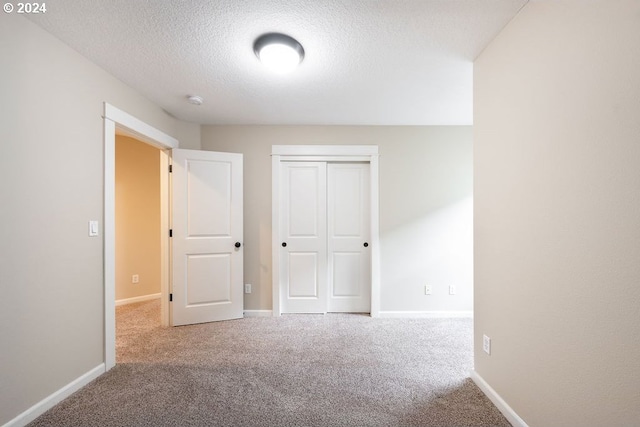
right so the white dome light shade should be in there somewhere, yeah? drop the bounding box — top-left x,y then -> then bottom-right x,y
254,33 -> 304,74
258,44 -> 301,74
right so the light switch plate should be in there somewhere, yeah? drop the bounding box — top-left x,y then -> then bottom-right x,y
89,220 -> 99,237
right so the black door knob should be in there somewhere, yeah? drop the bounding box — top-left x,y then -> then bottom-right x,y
235,242 -> 241,248
364,242 -> 369,247
282,242 -> 287,247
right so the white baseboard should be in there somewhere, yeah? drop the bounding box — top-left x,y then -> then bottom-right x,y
470,370 -> 529,427
3,364 -> 105,427
244,310 -> 273,317
115,293 -> 161,306
378,310 -> 473,318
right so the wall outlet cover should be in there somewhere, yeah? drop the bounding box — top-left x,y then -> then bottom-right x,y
483,335 -> 491,355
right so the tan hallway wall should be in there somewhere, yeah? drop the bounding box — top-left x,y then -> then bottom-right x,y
115,136 -> 161,301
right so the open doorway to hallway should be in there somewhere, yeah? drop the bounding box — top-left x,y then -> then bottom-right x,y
114,133 -> 162,362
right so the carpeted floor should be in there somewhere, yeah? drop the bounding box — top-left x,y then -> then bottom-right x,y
29,300 -> 510,426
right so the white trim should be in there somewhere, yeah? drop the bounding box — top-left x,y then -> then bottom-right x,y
271,145 -> 380,317
243,310 -> 274,317
103,103 -> 176,370
2,364 -> 105,427
104,104 -> 178,149
471,370 -> 530,427
369,154 -> 381,317
272,144 -> 378,156
271,154 -> 281,316
378,310 -> 473,318
159,151 -> 170,327
275,155 -> 373,162
104,118 -> 116,371
115,293 -> 161,307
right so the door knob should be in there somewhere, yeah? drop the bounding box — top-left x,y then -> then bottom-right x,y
235,242 -> 241,248
363,242 -> 369,247
282,242 -> 287,247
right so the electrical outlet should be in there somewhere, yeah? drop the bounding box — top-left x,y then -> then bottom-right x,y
244,284 -> 252,294
449,285 -> 456,295
424,285 -> 432,295
132,274 -> 139,284
483,335 -> 491,355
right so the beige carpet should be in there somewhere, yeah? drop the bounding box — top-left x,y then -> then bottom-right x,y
29,300 -> 510,426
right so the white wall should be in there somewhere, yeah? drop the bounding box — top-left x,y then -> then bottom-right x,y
474,1 -> 640,426
201,126 -> 473,314
115,136 -> 161,301
0,15 -> 199,425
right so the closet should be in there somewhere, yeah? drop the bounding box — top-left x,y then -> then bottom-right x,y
272,146 -> 379,315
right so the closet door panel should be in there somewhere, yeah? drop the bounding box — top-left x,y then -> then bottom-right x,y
280,162 -> 327,313
327,163 -> 371,313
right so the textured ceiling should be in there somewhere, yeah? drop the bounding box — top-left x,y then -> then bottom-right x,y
28,0 -> 527,125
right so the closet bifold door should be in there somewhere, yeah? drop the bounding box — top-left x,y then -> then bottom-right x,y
280,162 -> 328,313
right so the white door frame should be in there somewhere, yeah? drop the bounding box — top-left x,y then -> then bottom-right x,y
103,103 -> 177,371
271,145 -> 380,317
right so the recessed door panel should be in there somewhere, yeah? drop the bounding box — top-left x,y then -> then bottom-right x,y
186,254 -> 231,305
288,252 -> 318,298
332,168 -> 363,237
332,252 -> 361,297
288,167 -> 320,237
186,160 -> 231,237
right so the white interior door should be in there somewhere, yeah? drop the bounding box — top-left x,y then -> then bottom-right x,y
280,162 -> 327,313
171,149 -> 243,326
327,163 -> 371,312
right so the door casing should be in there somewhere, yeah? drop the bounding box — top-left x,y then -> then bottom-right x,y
271,145 -> 380,317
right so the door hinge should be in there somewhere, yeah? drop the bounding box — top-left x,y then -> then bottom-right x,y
169,293 -> 173,302
169,229 -> 173,237
169,164 -> 173,173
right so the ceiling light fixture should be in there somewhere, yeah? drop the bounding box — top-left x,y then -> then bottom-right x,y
254,33 -> 305,74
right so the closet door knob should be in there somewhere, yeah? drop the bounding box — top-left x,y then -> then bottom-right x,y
282,242 -> 287,247
235,242 -> 241,248
364,242 -> 369,247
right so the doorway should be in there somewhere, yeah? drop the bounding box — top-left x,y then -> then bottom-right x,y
104,104 -> 245,370
115,134 -> 162,306
271,145 -> 381,316
114,133 -> 162,362
104,103 -> 176,371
